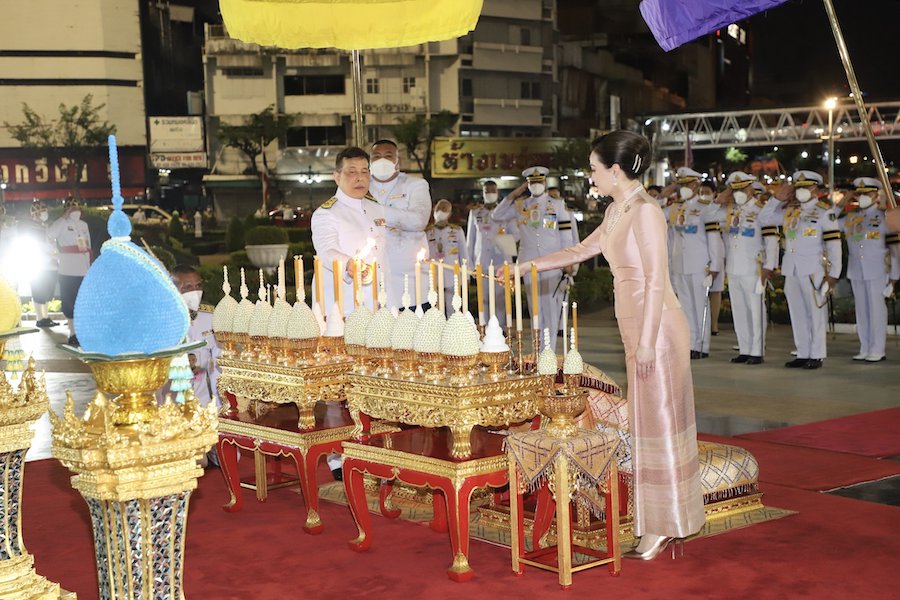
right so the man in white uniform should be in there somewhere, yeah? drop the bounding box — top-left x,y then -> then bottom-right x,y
369,139 -> 431,309
665,167 -> 724,358
427,199 -> 468,316
47,198 -> 91,346
491,166 -> 579,351
311,147 -> 388,316
467,180 -> 517,327
763,171 -> 842,369
720,172 -> 779,364
170,265 -> 221,407
839,177 -> 899,362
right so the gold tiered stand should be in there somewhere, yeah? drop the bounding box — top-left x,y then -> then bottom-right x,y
0,352 -> 75,599
51,356 -> 217,600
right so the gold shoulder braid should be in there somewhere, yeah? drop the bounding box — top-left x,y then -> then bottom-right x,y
320,197 -> 337,209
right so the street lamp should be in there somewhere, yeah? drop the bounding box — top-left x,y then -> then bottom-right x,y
824,97 -> 838,201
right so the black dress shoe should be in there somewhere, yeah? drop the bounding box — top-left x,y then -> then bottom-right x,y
785,358 -> 808,368
731,354 -> 750,363
700,352 -> 709,359
690,350 -> 702,360
67,335 -> 79,347
803,359 -> 823,369
331,467 -> 343,481
745,356 -> 763,365
711,331 -> 720,336
35,318 -> 59,328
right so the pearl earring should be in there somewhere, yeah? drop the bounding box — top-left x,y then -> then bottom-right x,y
612,173 -> 618,186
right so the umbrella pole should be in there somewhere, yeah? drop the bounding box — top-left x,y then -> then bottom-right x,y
351,49 -> 365,147
822,0 -> 895,210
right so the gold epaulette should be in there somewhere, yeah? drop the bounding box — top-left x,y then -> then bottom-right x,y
755,197 -> 767,209
364,192 -> 377,202
816,200 -> 831,210
199,303 -> 215,313
823,230 -> 842,241
320,197 -> 337,209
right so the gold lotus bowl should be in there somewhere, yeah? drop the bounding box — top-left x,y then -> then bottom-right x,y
214,330 -> 236,355
366,346 -> 394,374
88,357 -> 172,427
287,337 -> 319,364
319,335 -> 345,355
538,388 -> 588,438
233,332 -> 252,359
416,351 -> 445,378
250,335 -> 270,360
344,343 -> 366,358
445,353 -> 480,380
479,350 -> 509,376
393,348 -> 416,376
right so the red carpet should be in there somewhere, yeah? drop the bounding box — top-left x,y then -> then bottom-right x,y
20,457 -> 900,599
737,407 -> 900,458
698,433 -> 900,492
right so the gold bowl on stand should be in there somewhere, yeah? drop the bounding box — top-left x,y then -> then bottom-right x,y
480,350 -> 509,378
287,337 -> 319,365
214,331 -> 237,358
417,351 -> 445,380
538,387 -> 588,438
250,336 -> 269,362
393,348 -> 417,377
87,357 -> 173,427
318,335 -> 345,357
445,353 -> 479,383
367,346 -> 394,375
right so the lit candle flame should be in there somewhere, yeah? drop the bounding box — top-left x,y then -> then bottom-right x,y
416,248 -> 427,262
356,237 -> 377,261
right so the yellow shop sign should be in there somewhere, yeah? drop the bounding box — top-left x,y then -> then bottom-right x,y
431,137 -> 566,179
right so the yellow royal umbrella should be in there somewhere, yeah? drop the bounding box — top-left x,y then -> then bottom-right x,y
220,0 -> 484,144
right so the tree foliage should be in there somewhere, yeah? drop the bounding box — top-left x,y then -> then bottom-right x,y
217,105 -> 293,174
392,110 -> 458,183
551,138 -> 592,198
3,95 -> 116,199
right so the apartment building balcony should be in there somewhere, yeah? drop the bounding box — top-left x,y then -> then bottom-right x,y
471,42 -> 544,73
472,98 -> 543,126
481,0 -> 543,20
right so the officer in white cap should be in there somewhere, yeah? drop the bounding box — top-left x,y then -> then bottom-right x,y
838,177 -> 899,362
428,199 -> 469,316
47,197 -> 92,346
762,170 -> 842,369
467,180 -> 518,327
664,167 -> 724,358
491,166 -> 579,350
720,172 -> 779,363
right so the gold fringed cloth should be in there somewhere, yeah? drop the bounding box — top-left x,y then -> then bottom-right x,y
504,430 -> 622,499
219,0 -> 484,50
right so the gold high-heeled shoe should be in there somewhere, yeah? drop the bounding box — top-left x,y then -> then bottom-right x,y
623,535 -> 677,561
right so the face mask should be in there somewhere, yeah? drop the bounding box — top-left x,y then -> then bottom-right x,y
732,191 -> 749,206
795,188 -> 813,203
69,210 -> 81,221
856,194 -> 874,209
679,187 -> 694,200
370,158 -> 397,181
528,183 -> 545,196
656,196 -> 667,208
433,210 -> 450,222
699,193 -> 715,203
181,290 -> 203,312
39,211 -> 49,222
483,192 -> 498,204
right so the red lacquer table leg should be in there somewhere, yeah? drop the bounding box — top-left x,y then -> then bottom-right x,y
443,482 -> 476,582
379,481 -> 402,519
299,448 -> 324,534
217,437 -> 243,513
345,459 -> 372,552
430,490 -> 448,533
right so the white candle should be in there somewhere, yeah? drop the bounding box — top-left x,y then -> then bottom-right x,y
461,259 -> 468,314
562,301 -> 568,359
514,262 -> 523,332
415,259 -> 422,307
437,259 -> 445,312
488,262 -> 496,319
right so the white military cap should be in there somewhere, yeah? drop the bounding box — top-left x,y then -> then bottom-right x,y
752,182 -> 766,193
676,167 -> 703,183
726,171 -> 756,189
852,177 -> 882,192
792,170 -> 824,187
522,166 -> 550,180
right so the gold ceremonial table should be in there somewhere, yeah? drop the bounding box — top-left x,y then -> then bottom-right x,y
346,371 -> 545,459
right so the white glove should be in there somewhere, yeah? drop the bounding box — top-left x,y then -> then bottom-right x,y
754,278 -> 766,295
493,233 -> 518,259
884,282 -> 895,299
703,274 -> 713,289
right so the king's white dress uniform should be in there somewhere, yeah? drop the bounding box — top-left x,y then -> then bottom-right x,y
841,195 -> 900,361
764,195 -> 842,362
311,188 -> 388,315
467,203 -> 518,327
189,307 -> 221,406
427,222 -> 469,316
370,173 -> 431,308
668,196 -> 724,354
492,190 -> 579,351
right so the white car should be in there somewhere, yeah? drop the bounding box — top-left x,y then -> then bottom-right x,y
98,204 -> 174,225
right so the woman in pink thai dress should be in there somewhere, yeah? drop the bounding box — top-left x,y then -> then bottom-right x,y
528,131 -> 705,559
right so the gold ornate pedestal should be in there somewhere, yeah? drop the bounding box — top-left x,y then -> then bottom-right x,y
347,372 -> 545,459
0,359 -> 75,599
216,356 -> 352,430
51,357 -> 217,600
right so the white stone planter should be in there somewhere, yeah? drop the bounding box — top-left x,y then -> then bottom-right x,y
245,244 -> 289,272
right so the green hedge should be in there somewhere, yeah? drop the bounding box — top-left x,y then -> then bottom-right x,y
225,217 -> 245,252
245,225 -> 289,246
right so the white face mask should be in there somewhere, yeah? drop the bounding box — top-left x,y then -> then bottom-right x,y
856,194 -> 874,209
795,188 -> 813,203
433,210 -> 450,223
39,211 -> 49,222
528,183 -> 545,197
656,195 -> 667,207
699,193 -> 715,203
181,290 -> 203,312
370,158 -> 397,181
733,191 -> 749,206
679,186 -> 694,200
483,192 -> 498,204
69,210 -> 81,221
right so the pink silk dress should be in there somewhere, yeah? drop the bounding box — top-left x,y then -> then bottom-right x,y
533,192 -> 705,538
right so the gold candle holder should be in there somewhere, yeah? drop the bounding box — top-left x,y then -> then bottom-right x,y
515,331 -> 525,375
480,351 -> 509,378
531,329 -> 541,374
88,357 -> 172,427
538,386 -> 588,438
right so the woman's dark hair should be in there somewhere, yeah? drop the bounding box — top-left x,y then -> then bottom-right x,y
590,131 -> 651,178
335,146 -> 370,171
699,180 -> 717,193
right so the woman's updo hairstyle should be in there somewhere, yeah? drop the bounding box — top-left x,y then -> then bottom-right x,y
591,130 -> 651,179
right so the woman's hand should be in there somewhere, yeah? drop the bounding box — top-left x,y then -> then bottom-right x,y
635,346 -> 655,380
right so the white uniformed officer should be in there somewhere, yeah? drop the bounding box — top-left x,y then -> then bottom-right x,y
763,170 -> 842,369
47,197 -> 92,346
720,172 -> 779,364
369,139 -> 431,309
491,166 -> 579,351
169,265 -> 221,407
664,167 -> 724,358
467,180 -> 518,327
18,201 -> 59,328
427,199 -> 469,316
311,147 -> 388,316
839,177 -> 900,362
